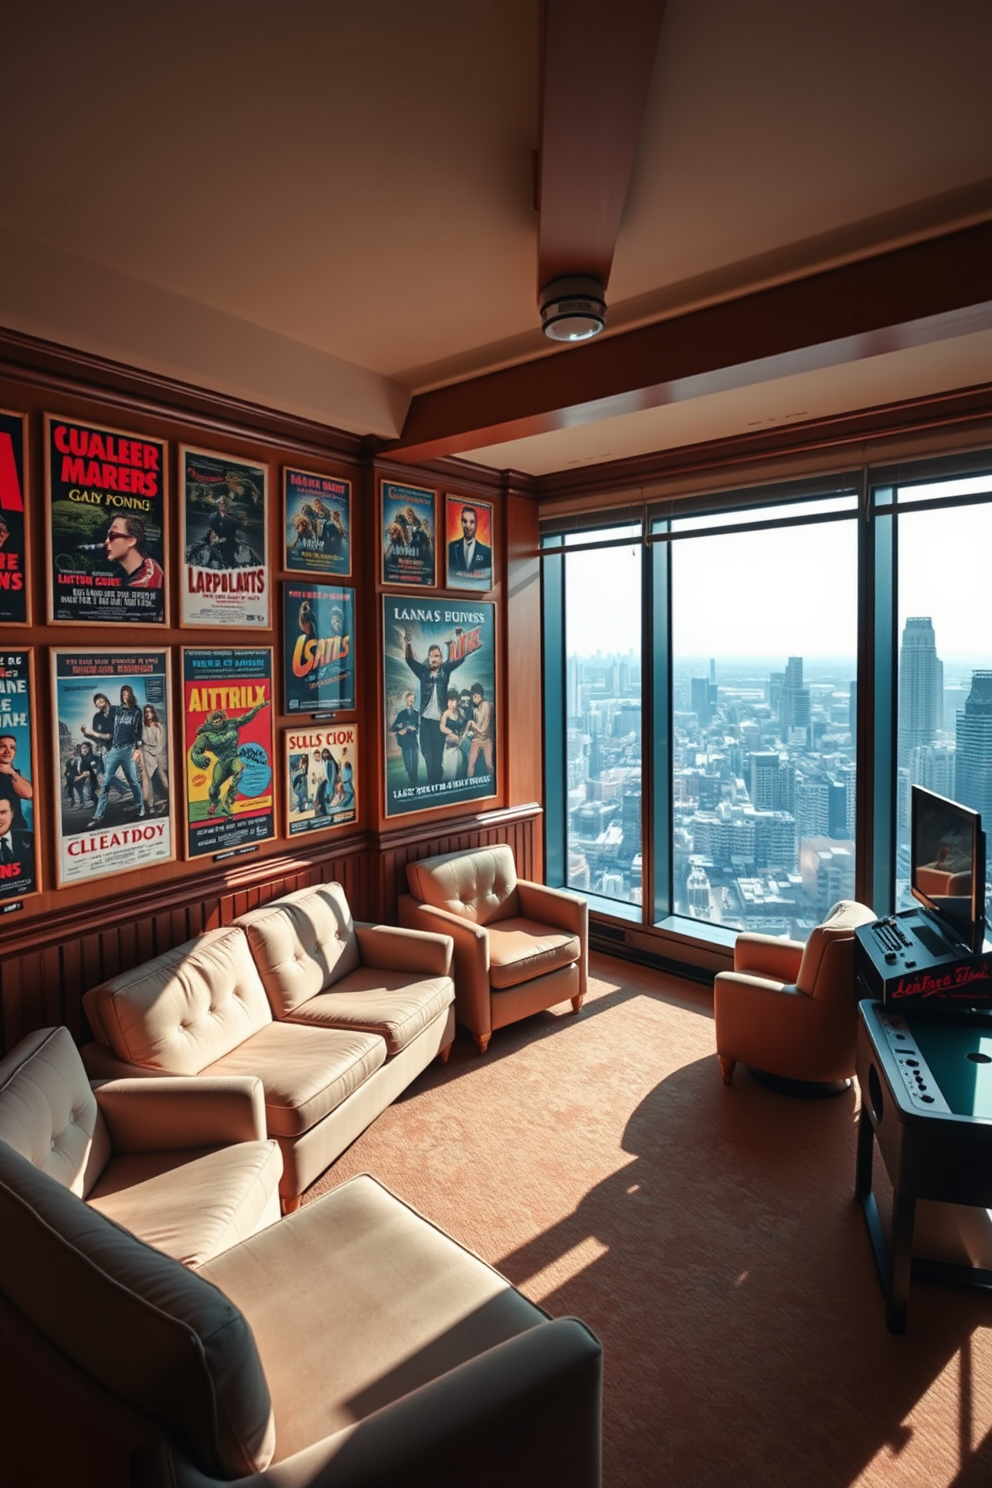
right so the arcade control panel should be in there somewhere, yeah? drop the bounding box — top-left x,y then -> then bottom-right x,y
854,908 -> 992,1007
870,1008 -> 951,1113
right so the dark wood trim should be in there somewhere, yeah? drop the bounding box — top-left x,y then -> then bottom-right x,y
383,222 -> 992,463
0,326 -> 365,466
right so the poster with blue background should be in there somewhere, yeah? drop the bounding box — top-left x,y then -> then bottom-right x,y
0,649 -> 38,901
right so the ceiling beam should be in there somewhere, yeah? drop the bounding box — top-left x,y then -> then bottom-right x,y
536,0 -> 667,293
382,223 -> 992,465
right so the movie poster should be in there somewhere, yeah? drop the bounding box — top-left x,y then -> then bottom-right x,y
283,468 -> 351,577
51,649 -> 174,887
0,410 -> 28,625
284,723 -> 358,837
445,494 -> 494,591
45,415 -> 167,626
282,583 -> 355,715
183,648 -> 275,858
180,447 -> 269,627
381,481 -> 436,588
0,650 -> 38,902
382,596 -> 496,817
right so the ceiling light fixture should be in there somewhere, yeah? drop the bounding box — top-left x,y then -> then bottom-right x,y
539,275 -> 607,342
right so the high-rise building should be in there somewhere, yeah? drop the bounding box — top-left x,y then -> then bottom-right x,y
750,752 -> 793,812
898,617 -> 943,771
781,656 -> 811,742
955,671 -> 992,825
691,676 -> 712,726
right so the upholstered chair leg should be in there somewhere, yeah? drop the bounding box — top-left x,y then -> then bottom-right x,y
571,995 -> 584,1014
438,1043 -> 452,1064
718,1056 -> 736,1086
282,1194 -> 303,1215
475,1032 -> 492,1055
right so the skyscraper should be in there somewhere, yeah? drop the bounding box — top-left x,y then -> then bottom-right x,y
955,670 -> 992,825
898,617 -> 943,771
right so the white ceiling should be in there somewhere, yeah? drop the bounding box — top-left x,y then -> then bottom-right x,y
2,0 -> 990,475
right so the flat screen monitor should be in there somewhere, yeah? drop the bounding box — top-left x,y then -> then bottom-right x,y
911,786 -> 987,955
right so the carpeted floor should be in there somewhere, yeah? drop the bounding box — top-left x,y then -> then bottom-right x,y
304,952 -> 992,1487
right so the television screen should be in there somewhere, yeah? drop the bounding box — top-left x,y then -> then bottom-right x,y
911,786 -> 987,955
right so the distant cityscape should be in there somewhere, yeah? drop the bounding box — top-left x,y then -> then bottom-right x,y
565,619 -> 992,939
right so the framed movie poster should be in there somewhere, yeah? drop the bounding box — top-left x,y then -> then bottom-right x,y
283,468 -> 351,577
284,723 -> 358,838
382,596 -> 496,817
0,649 -> 39,902
282,583 -> 355,715
381,481 -> 436,588
445,494 -> 494,591
0,409 -> 29,625
51,648 -> 174,887
45,414 -> 167,626
180,446 -> 269,627
182,648 -> 275,859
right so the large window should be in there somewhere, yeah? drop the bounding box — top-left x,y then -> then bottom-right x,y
543,448 -> 992,957
560,526 -> 642,906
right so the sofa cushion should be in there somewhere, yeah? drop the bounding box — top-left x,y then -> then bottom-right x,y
200,1174 -> 547,1462
236,883 -> 362,1018
406,845 -> 521,927
0,1026 -> 110,1197
282,966 -> 454,1057
202,1021 -> 387,1138
83,926 -> 273,1075
86,1139 -> 282,1267
0,1140 -> 275,1479
486,918 -> 582,990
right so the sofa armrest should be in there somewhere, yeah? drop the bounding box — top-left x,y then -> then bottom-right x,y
223,1317 -> 602,1488
93,1076 -> 268,1152
354,923 -> 453,979
732,933 -> 804,981
516,879 -> 587,937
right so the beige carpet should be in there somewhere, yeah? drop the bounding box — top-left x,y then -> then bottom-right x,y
305,953 -> 992,1487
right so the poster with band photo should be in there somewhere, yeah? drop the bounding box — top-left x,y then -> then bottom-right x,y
0,409 -> 29,624
180,446 -> 269,627
0,649 -> 39,902
282,583 -> 355,715
383,596 -> 496,817
182,648 -> 275,859
45,414 -> 168,626
283,468 -> 352,577
284,722 -> 358,838
51,648 -> 175,888
381,481 -> 437,588
445,494 -> 494,591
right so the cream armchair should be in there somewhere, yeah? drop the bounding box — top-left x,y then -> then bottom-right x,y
0,1025 -> 281,1266
398,844 -> 588,1053
714,899 -> 876,1090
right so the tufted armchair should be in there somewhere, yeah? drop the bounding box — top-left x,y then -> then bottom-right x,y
0,1024 -> 281,1266
714,898 -> 877,1090
398,844 -> 588,1053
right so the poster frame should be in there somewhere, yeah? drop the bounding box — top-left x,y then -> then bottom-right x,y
50,646 -> 176,889
0,408 -> 30,626
0,646 -> 40,902
380,480 -> 437,589
382,594 -> 498,820
178,444 -> 270,629
281,581 -> 356,716
444,493 -> 495,592
44,413 -> 169,628
282,467 -> 352,578
181,646 -> 277,860
282,722 -> 359,839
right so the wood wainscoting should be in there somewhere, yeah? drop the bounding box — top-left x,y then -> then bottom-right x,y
0,803 -> 541,1058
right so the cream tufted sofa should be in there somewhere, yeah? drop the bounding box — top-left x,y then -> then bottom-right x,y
398,845 -> 588,1053
81,883 -> 455,1209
